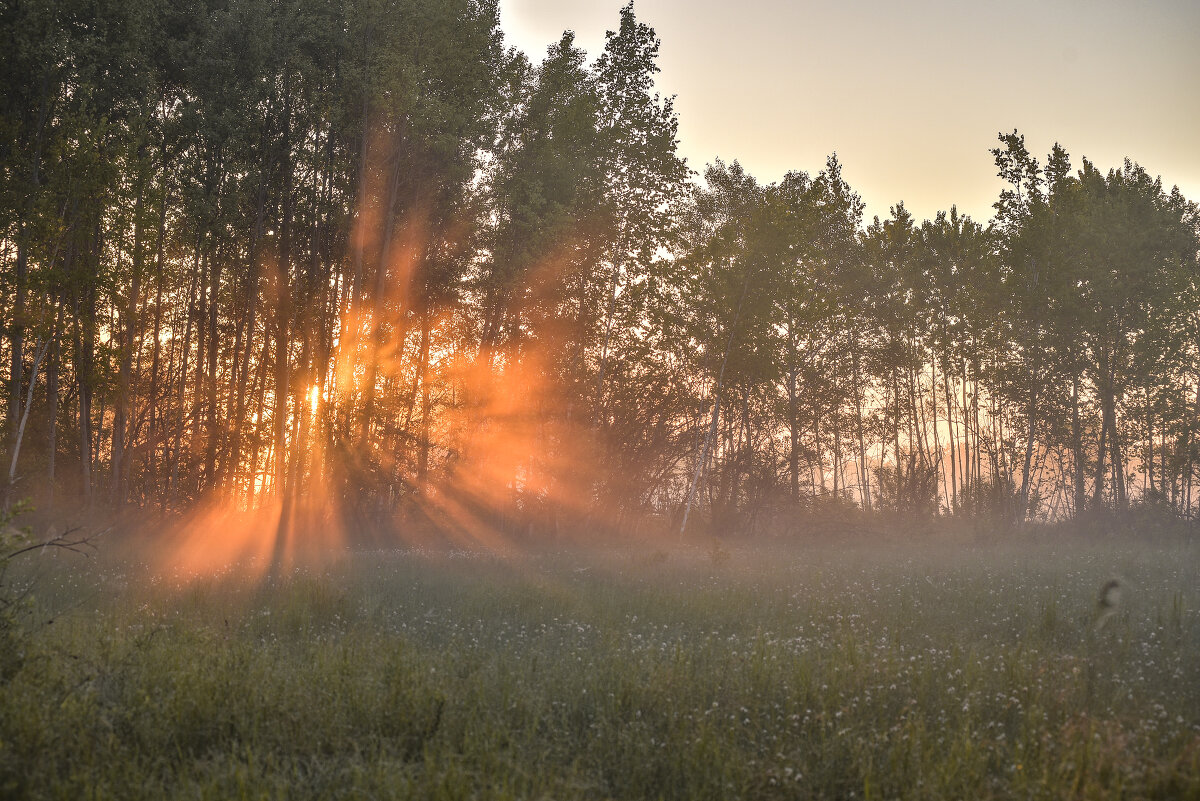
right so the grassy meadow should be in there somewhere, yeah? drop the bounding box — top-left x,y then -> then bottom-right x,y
1,535 -> 1198,799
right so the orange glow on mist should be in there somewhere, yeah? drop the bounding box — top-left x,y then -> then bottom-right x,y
158,418 -> 348,582
155,126 -> 620,581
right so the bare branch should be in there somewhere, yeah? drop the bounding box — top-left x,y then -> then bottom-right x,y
3,526 -> 104,562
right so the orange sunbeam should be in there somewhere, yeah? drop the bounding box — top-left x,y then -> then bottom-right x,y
156,431 -> 348,585
415,311 -> 604,547
162,163 -> 623,577
389,226 -> 622,547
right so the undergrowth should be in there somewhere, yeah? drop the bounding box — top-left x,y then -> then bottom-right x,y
1,540 -> 1198,799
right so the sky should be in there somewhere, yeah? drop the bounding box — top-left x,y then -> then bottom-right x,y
497,0 -> 1200,224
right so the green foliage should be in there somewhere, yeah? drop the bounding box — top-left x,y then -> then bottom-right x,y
873,459 -> 940,519
1,0 -> 1198,534
0,500 -> 34,682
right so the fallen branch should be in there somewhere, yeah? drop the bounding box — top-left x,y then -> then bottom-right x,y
3,526 -> 104,563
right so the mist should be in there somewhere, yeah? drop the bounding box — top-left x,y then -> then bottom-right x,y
1,0 -> 1199,797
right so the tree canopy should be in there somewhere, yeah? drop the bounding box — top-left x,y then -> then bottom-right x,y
2,1 -> 1197,543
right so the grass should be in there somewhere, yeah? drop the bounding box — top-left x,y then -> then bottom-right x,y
1,537 -> 1198,799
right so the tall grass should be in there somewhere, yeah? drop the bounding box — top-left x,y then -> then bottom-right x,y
2,539 -> 1198,799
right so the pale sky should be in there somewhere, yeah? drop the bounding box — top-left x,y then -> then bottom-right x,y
498,0 -> 1200,224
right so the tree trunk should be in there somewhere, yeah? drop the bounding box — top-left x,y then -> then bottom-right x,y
787,360 -> 800,503
942,351 -> 958,512
680,272 -> 749,536
416,308 -> 433,492
7,338 -> 48,488
272,71 -> 297,576
1017,380 -> 1039,522
112,174 -> 148,504
786,315 -> 800,502
169,240 -> 203,505
1071,374 -> 1086,517
8,223 -> 27,452
930,357 -> 944,510
1093,356 -> 1112,511
358,145 -> 404,450
851,331 -> 870,510
1109,396 -> 1126,510
147,177 -> 168,503
75,297 -> 92,503
204,251 -> 222,487
961,359 -> 971,499
1147,406 -> 1156,497
47,303 -> 61,506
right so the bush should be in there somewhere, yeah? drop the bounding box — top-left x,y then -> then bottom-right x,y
0,500 -> 34,682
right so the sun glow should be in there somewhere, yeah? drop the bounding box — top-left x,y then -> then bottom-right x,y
151,173 -> 614,582
308,384 -> 320,414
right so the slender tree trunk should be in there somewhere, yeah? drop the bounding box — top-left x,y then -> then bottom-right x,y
204,251 -> 222,487
230,174 -> 268,480
740,385 -> 753,512
1142,402 -> 1152,496
293,326 -> 313,495
909,360 -> 931,474
148,180 -> 168,502
7,338 -> 48,487
972,358 -> 982,496
190,248 -> 211,491
226,113 -> 272,489
593,252 -> 624,429
274,190 -> 293,495
1185,379 -> 1200,516
1094,356 -> 1112,511
786,316 -> 801,502
1109,391 -> 1126,510
814,410 -> 825,494
169,241 -> 203,504
9,75 -> 49,453
416,308 -> 433,492
891,367 -> 902,508
930,357 -> 944,509
1071,374 -> 1086,518
832,395 -> 843,497
942,351 -> 958,512
787,359 -> 800,503
74,298 -> 92,503
358,145 -> 404,450
112,175 -> 148,504
272,71 -> 298,576
1018,380 -> 1039,522
247,337 -> 271,500
851,330 -> 870,510
681,273 -> 749,536
961,359 -> 971,499
8,222 -> 27,451
47,303 -> 61,505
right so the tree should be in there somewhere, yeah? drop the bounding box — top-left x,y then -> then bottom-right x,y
677,161 -> 782,533
591,2 -> 689,429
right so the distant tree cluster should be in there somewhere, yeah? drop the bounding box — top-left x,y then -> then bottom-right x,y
1,0 -> 1197,538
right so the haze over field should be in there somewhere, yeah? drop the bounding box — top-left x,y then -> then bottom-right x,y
2,2 -> 1200,798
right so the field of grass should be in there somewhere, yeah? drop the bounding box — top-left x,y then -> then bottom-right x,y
1,536 -> 1198,799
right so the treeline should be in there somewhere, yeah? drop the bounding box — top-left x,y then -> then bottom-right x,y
2,0 -> 1197,538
